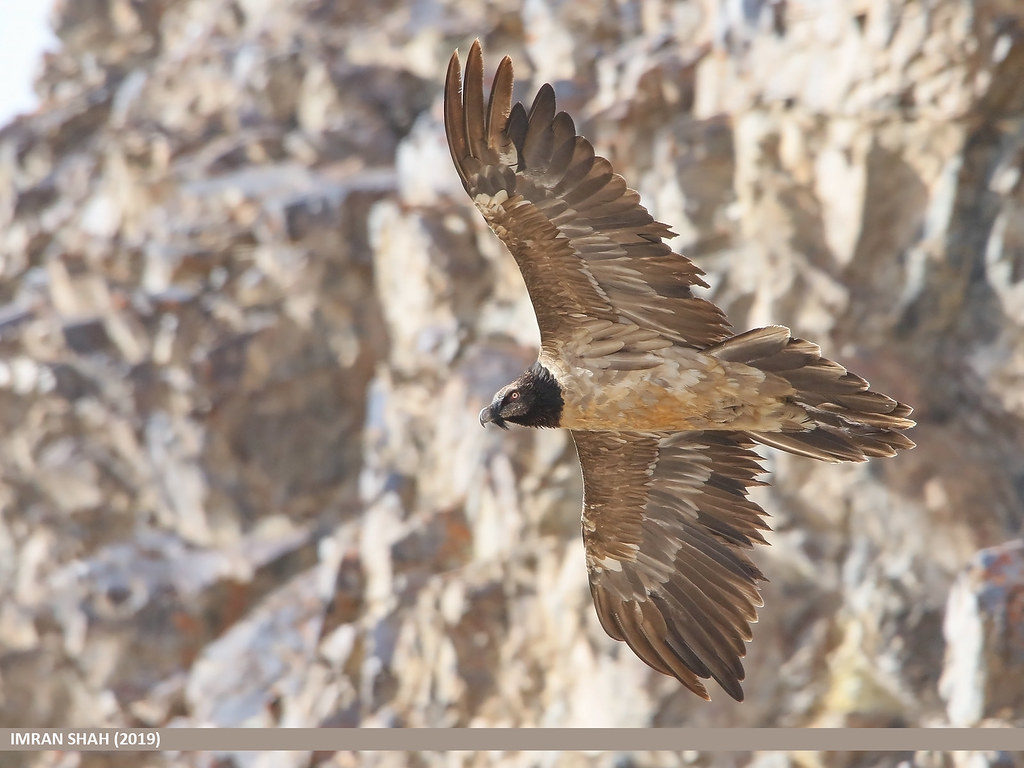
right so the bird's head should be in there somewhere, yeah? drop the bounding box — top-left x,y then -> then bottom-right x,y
479,362 -> 563,430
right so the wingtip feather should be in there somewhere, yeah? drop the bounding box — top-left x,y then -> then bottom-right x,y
486,54 -> 515,153
529,82 -> 557,123
444,49 -> 467,185
464,38 -> 486,159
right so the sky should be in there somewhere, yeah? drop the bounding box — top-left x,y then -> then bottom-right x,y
0,0 -> 57,126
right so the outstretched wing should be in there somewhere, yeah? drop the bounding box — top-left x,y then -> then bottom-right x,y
572,429 -> 771,701
444,41 -> 731,353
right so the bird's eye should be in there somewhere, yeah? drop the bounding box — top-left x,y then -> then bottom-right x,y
509,391 -> 520,400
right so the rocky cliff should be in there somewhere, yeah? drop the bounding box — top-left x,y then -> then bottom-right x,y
1,0 -> 1023,766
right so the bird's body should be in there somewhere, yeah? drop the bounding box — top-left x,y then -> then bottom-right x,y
445,41 -> 915,701
540,332 -> 810,433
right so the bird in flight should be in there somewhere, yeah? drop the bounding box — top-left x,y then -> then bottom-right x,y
444,41 -> 915,701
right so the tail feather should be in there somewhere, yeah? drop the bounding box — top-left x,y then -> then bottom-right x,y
706,326 -> 916,464
747,429 -> 869,463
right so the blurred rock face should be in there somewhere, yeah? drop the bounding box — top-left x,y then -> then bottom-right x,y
0,0 -> 1022,763
941,540 -> 1024,727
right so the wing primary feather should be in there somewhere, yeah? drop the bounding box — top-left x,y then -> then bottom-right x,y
523,84 -> 556,169
464,40 -> 487,163
540,112 -> 577,185
464,40 -> 487,161
650,580 -> 747,679
654,593 -> 746,700
662,579 -> 751,656
487,55 -> 515,157
554,138 -> 597,194
527,82 -> 557,124
443,50 -> 468,186
563,160 -> 615,206
636,601 -> 715,681
589,581 -> 626,641
506,102 -> 529,162
614,606 -> 676,677
660,570 -> 756,642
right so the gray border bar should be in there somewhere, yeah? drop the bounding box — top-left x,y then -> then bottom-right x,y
3,728 -> 1023,752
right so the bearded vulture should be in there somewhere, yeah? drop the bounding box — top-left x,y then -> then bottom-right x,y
444,41 -> 915,701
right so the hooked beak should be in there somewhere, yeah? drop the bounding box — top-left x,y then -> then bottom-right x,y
479,404 -> 508,430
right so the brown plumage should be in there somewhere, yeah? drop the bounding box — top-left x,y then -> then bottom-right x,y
447,41 -> 915,701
